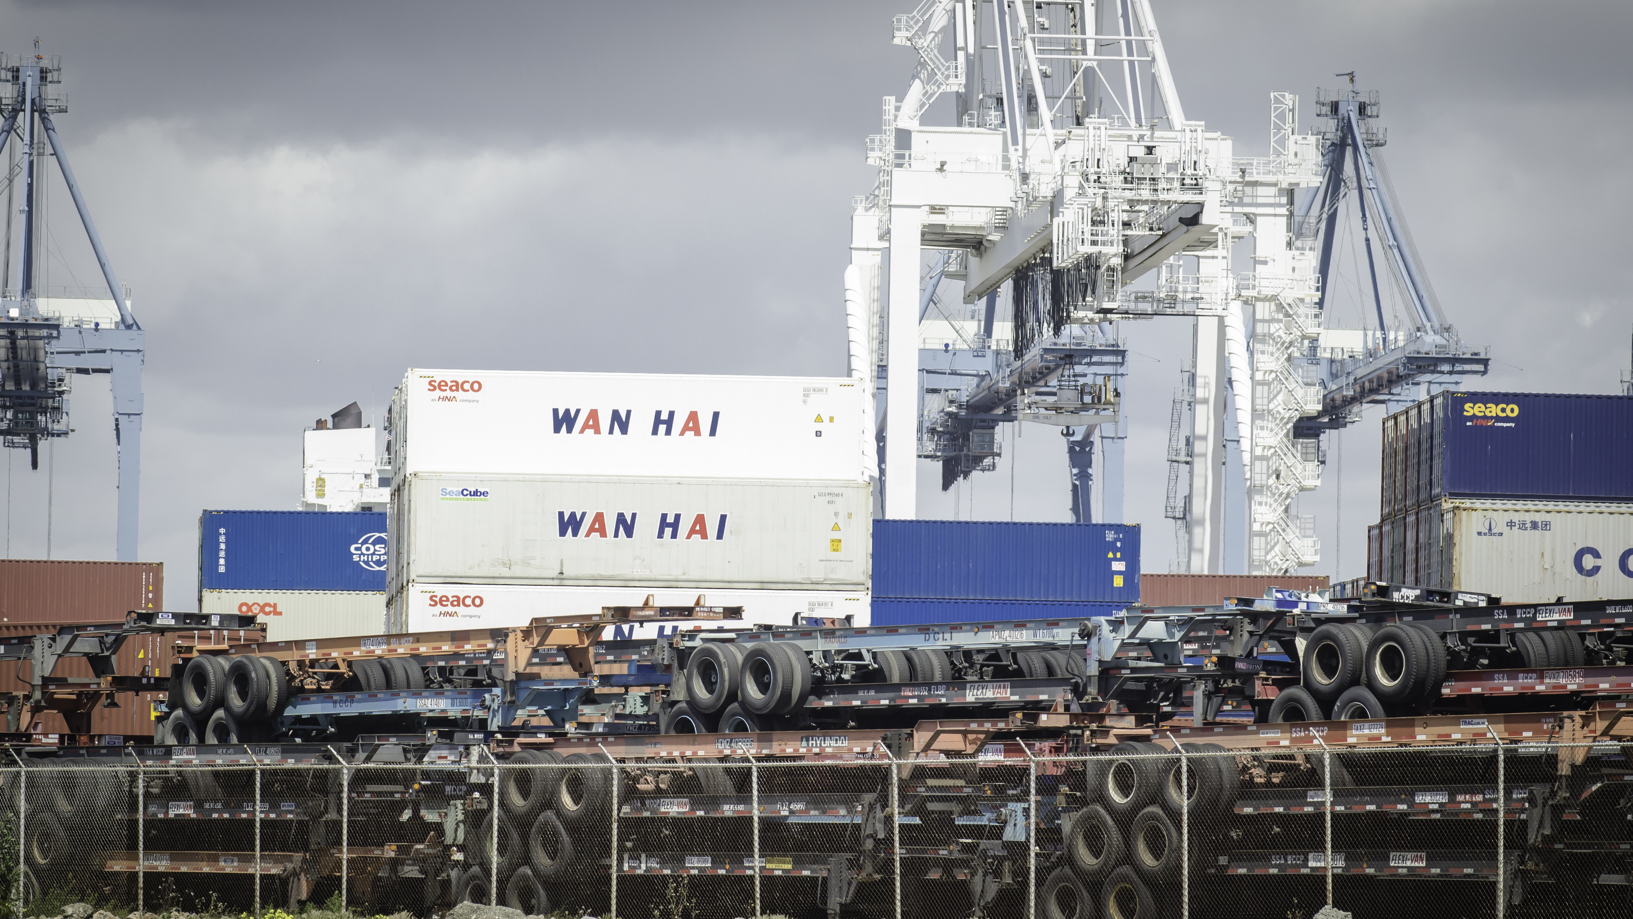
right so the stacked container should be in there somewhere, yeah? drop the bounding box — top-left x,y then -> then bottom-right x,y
870,520 -> 1139,624
198,510 -> 388,640
1366,391 -> 1633,602
386,369 -> 873,635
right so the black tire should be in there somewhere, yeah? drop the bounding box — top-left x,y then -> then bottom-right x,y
1330,685 -> 1387,721
694,761 -> 737,795
502,750 -> 551,819
224,655 -> 270,723
776,642 -> 813,714
182,655 -> 227,718
1041,650 -> 1077,680
452,867 -> 490,905
556,752 -> 621,831
204,706 -> 244,744
1066,803 -> 1123,881
1196,743 -> 1239,812
1161,743 -> 1222,816
1303,623 -> 1366,702
739,643 -> 794,715
907,648 -> 951,683
876,649 -> 912,683
1017,650 -> 1049,679
1040,866 -> 1094,919
25,808 -> 72,872
1514,630 -> 1548,669
258,656 -> 291,720
167,665 -> 185,712
1535,628 -> 1569,669
1268,686 -> 1325,722
1367,624 -> 1431,705
1103,741 -> 1161,816
1557,629 -> 1586,667
1408,623 -> 1447,704
1100,865 -> 1157,919
686,642 -> 744,714
660,701 -> 718,734
1129,805 -> 1180,883
528,810 -> 575,881
353,657 -> 388,691
468,809 -> 521,875
163,708 -> 200,745
504,866 -> 549,915
384,656 -> 426,690
717,702 -> 770,733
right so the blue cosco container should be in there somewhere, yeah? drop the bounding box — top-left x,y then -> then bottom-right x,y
1429,392 -> 1633,503
200,510 -> 388,592
870,597 -> 1125,626
872,520 -> 1139,602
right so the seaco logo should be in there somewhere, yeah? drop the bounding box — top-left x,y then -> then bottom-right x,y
439,487 -> 490,501
559,511 -> 728,541
427,379 -> 482,393
238,601 -> 283,617
1462,401 -> 1519,427
552,408 -> 720,437
1574,547 -> 1633,578
425,593 -> 485,617
351,532 -> 387,570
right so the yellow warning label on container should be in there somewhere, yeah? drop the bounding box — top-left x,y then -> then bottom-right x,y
765,858 -> 793,871
315,476 -> 326,498
830,539 -> 843,552
1114,575 -> 1124,587
814,414 -> 825,423
831,522 -> 841,531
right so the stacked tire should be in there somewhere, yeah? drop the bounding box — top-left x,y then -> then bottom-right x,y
1281,622 -> 1441,722
681,640 -> 816,732
1046,743 -> 1238,919
160,654 -> 290,744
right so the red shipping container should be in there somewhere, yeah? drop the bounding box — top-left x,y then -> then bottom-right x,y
1137,574 -> 1330,608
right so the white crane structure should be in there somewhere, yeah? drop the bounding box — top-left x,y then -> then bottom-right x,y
846,1 -> 1487,575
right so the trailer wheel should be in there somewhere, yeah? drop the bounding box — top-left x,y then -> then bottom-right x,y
385,656 -> 426,690
1331,685 -> 1386,720
1129,805 -> 1179,882
1103,742 -> 1161,816
182,655 -> 227,718
907,648 -> 951,684
1040,866 -> 1092,919
875,649 -> 912,684
739,643 -> 796,715
660,701 -> 718,734
1303,624 -> 1366,702
1162,743 -> 1223,816
25,808 -> 72,872
352,658 -> 388,691
1513,630 -> 1549,669
1557,629 -> 1586,667
452,867 -> 490,905
1367,625 -> 1431,705
686,642 -> 744,714
1066,803 -> 1122,880
504,866 -> 549,915
163,708 -> 202,745
528,810 -> 575,880
556,752 -> 622,831
1016,650 -> 1049,679
258,656 -> 291,719
204,706 -> 246,744
717,702 -> 771,733
1407,623 -> 1448,705
225,655 -> 271,723
502,750 -> 553,819
469,809 -> 522,875
1100,865 -> 1155,919
1195,743 -> 1239,811
1267,686 -> 1324,723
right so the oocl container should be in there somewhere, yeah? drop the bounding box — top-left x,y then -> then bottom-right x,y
200,510 -> 387,593
390,582 -> 869,639
389,475 -> 871,593
199,589 -> 386,641
1423,498 -> 1633,602
871,520 -> 1139,603
389,369 -> 871,482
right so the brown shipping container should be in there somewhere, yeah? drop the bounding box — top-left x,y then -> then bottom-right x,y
0,559 -> 165,737
1138,574 -> 1330,608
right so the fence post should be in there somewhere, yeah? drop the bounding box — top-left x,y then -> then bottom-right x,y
328,747 -> 349,915
874,741 -> 901,919
245,747 -> 262,919
10,750 -> 24,919
1313,733 -> 1333,907
748,755 -> 760,918
128,748 -> 146,917
1019,742 -> 1037,919
1488,726 -> 1504,919
1165,734 -> 1188,919
486,748 -> 500,908
598,745 -> 618,919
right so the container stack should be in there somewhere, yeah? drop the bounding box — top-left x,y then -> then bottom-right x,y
386,369 -> 874,634
198,509 -> 388,640
1368,391 -> 1633,602
870,520 -> 1139,624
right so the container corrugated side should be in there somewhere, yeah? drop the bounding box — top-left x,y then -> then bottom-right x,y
391,368 -> 870,482
200,510 -> 387,592
0,559 -> 162,623
871,598 -> 1123,625
391,582 -> 869,639
200,590 -> 386,642
1404,404 -> 1421,512
1367,524 -> 1382,581
392,475 -> 870,593
1404,511 -> 1420,585
1444,498 -> 1633,602
871,520 -> 1139,603
1137,574 -> 1329,608
0,623 -> 171,737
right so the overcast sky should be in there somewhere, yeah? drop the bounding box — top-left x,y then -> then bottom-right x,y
2,1 -> 1630,607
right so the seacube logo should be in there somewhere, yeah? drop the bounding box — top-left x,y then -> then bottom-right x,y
439,486 -> 491,501
351,532 -> 387,571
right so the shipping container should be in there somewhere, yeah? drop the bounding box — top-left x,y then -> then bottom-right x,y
0,559 -> 162,623
1367,523 -> 1383,582
1137,574 -> 1330,608
1404,511 -> 1419,585
389,369 -> 871,483
389,475 -> 870,594
390,582 -> 869,638
871,520 -> 1139,603
1380,414 -> 1399,518
1384,391 -> 1633,504
870,597 -> 1124,625
0,623 -> 170,738
199,510 -> 387,593
1404,404 -> 1421,512
200,589 -> 386,642
1382,516 -> 1401,584
1436,498 -> 1633,602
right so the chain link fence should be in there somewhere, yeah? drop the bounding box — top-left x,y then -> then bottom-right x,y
1,740 -> 1629,918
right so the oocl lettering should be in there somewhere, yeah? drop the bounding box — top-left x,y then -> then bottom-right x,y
1462,402 -> 1519,418
237,601 -> 283,617
427,379 -> 482,393
427,593 -> 485,609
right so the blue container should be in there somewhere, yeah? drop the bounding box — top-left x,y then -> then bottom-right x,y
870,597 -> 1124,626
872,520 -> 1140,602
200,510 -> 388,592
1430,392 -> 1633,503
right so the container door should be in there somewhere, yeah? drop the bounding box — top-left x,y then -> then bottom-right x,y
1367,524 -> 1382,581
